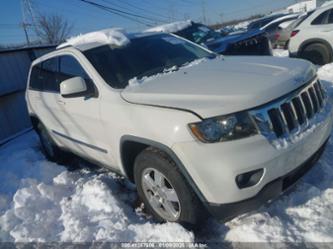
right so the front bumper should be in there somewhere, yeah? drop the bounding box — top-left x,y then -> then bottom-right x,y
205,138 -> 329,221
172,98 -> 333,206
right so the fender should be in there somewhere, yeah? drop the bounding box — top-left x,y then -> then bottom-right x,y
120,135 -> 208,204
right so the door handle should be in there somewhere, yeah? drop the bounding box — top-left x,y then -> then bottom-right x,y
57,100 -> 66,105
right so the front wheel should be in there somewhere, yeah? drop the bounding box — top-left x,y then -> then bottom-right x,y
134,147 -> 207,225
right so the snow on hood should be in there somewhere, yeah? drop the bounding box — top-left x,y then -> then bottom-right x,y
146,20 -> 192,33
57,28 -> 130,49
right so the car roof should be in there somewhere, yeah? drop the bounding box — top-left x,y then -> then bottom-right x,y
260,13 -> 300,30
56,28 -> 160,52
31,29 -> 164,65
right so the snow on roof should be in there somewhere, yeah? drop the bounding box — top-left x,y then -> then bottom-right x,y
146,20 -> 192,33
57,28 -> 130,50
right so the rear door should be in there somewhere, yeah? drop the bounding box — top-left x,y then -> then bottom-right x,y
309,8 -> 333,44
34,57 -> 65,139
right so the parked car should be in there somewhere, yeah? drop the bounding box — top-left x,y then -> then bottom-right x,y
26,29 -> 333,225
271,19 -> 297,48
247,14 -> 288,30
272,11 -> 316,49
248,13 -> 300,47
289,4 -> 333,65
147,21 -> 272,56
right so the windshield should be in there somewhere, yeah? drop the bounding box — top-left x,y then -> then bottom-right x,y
83,34 -> 213,89
175,23 -> 221,44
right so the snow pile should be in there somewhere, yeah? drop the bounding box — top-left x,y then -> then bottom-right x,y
224,20 -> 251,32
57,28 -> 130,49
273,49 -> 289,57
0,133 -> 193,242
146,20 -> 192,33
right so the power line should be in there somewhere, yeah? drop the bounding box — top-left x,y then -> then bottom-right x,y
101,0 -> 170,20
78,0 -> 165,26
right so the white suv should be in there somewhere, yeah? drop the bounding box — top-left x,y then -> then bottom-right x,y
26,29 -> 333,225
289,4 -> 333,65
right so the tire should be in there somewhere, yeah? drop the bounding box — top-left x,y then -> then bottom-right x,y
134,147 -> 207,226
36,122 -> 64,162
300,43 -> 332,65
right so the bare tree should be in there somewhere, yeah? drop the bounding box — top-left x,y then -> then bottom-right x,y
35,14 -> 73,44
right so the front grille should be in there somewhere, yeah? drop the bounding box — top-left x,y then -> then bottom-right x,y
251,78 -> 327,147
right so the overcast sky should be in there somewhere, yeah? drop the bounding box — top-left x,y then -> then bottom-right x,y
0,0 -> 296,45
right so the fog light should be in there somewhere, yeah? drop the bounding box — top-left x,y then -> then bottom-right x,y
236,169 -> 264,189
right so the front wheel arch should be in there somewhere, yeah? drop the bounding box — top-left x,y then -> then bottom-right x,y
119,135 -> 208,204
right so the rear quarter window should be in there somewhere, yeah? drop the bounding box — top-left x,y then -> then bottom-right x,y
29,63 -> 43,91
311,10 -> 330,25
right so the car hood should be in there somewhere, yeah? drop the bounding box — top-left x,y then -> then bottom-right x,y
205,29 -> 266,53
121,56 -> 316,119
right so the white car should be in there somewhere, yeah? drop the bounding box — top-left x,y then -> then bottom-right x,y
26,29 -> 333,225
289,4 -> 333,65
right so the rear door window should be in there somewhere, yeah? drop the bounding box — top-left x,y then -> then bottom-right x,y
312,10 -> 330,25
29,63 -> 43,91
328,9 -> 333,24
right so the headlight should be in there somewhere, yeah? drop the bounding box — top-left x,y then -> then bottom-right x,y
189,112 -> 258,143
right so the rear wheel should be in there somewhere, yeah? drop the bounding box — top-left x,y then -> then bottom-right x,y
134,147 -> 207,226
300,43 -> 332,65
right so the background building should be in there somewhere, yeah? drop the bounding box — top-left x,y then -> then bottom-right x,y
286,0 -> 332,13
0,46 -> 55,145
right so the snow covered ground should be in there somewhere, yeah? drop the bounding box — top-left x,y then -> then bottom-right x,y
1,53 -> 333,243
273,49 -> 289,58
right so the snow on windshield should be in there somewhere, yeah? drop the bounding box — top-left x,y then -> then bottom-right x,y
146,20 -> 192,33
127,58 -> 210,88
57,28 -> 130,49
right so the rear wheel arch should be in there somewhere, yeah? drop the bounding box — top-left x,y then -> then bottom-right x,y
299,39 -> 333,58
119,135 -> 207,203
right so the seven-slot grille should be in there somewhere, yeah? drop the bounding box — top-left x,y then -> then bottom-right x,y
252,79 -> 326,140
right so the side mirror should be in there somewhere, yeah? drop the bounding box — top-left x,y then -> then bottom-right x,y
60,77 -> 88,98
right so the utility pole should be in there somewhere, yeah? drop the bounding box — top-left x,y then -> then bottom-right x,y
169,1 -> 176,22
219,13 -> 224,24
21,0 -> 39,43
201,0 -> 207,24
20,22 -> 31,45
